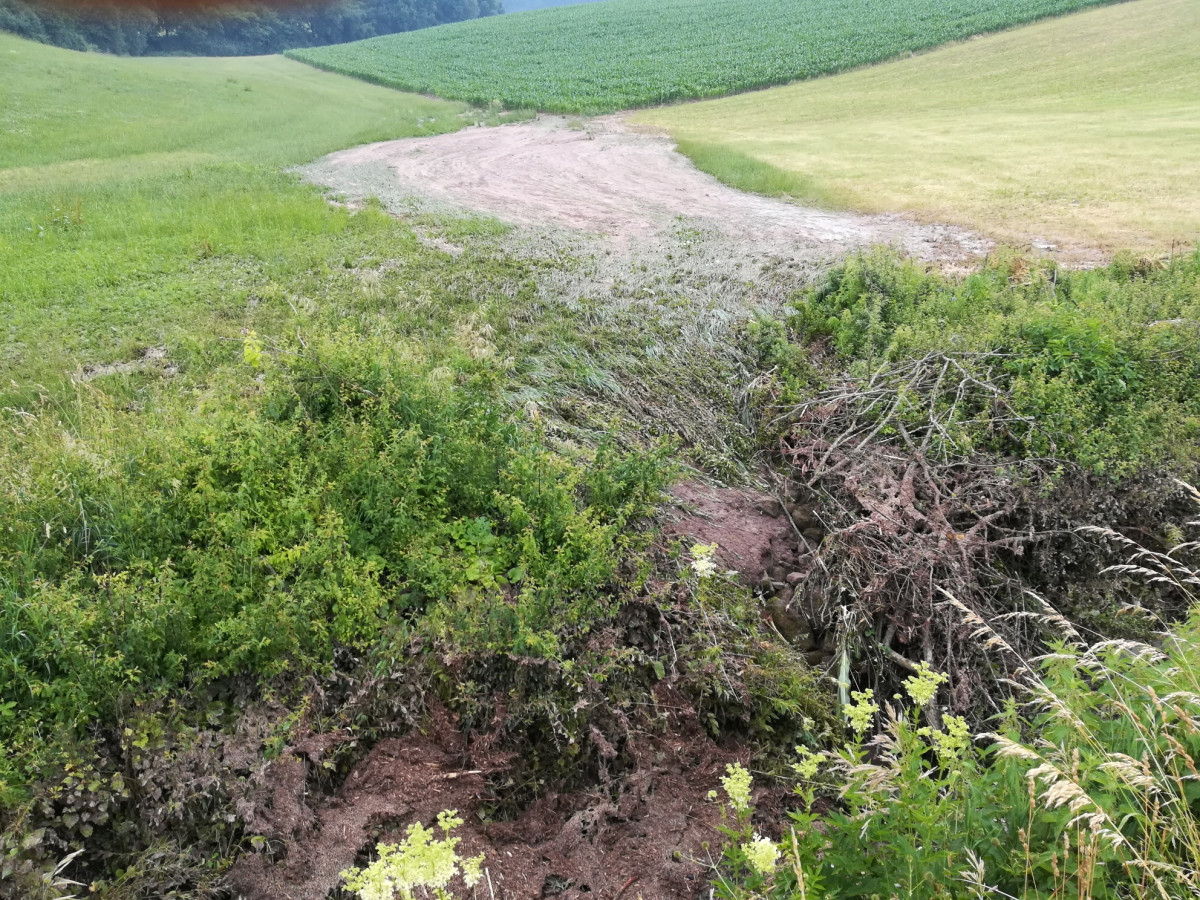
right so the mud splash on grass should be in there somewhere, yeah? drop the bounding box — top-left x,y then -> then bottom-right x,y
303,115 -> 991,266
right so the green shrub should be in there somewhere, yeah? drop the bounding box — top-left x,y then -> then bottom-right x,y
0,328 -> 670,800
789,249 -> 1200,474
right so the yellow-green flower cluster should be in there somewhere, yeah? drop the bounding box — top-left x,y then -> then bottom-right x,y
341,810 -> 484,900
792,745 -> 822,780
741,833 -> 780,875
902,662 -> 948,707
721,762 -> 753,813
690,542 -> 719,579
920,714 -> 972,763
845,688 -> 879,736
461,852 -> 484,889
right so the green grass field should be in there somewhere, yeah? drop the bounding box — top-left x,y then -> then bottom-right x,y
639,0 -> 1200,253
0,34 -> 471,398
287,0 -> 1116,114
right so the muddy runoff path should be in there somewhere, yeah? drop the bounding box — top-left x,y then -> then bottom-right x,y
304,115 -> 991,264
244,118 -> 989,900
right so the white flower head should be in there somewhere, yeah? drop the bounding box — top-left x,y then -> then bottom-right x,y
741,833 -> 780,875
721,762 -> 753,813
690,542 -> 720,579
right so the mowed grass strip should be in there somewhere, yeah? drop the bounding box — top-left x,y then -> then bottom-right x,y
639,0 -> 1200,253
0,34 -> 466,393
288,0 -> 1118,114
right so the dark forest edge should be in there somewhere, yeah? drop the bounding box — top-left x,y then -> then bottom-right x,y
0,0 -> 500,56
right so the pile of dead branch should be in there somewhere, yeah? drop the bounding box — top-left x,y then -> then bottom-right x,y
769,351 -> 1184,716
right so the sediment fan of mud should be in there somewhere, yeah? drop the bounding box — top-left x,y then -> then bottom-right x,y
305,116 -> 991,264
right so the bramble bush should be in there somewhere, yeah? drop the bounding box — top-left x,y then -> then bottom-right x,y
790,248 -> 1200,474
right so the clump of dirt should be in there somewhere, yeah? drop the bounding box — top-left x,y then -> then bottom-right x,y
229,697 -> 742,900
663,482 -> 803,588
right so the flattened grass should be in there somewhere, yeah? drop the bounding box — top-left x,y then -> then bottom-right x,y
639,0 -> 1200,253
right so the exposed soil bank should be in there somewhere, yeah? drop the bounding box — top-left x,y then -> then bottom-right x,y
228,699 -> 741,900
228,484 -> 819,900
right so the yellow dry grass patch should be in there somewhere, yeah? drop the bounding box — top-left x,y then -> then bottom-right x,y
637,0 -> 1199,253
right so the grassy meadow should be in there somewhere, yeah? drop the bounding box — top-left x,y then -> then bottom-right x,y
639,0 -> 1200,252
0,33 -> 472,401
288,0 -> 1117,114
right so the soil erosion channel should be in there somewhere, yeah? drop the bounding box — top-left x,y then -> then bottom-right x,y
265,115 -> 992,900
305,115 -> 991,264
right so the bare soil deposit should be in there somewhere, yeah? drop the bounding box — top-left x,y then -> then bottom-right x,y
228,698 -> 740,900
306,116 -> 991,264
226,484 -> 820,900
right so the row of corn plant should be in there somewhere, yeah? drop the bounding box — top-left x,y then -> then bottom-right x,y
289,0 -> 1118,114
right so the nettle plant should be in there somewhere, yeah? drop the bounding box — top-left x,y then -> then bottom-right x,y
712,491 -> 1200,900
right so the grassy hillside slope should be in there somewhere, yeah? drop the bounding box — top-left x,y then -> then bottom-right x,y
287,0 -> 1118,114
639,0 -> 1200,252
0,31 -> 837,895
0,34 -> 467,395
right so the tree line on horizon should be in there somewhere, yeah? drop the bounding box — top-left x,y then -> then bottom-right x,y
0,0 -> 501,56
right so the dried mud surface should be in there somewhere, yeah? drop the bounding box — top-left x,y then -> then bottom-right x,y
303,115 -> 992,265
